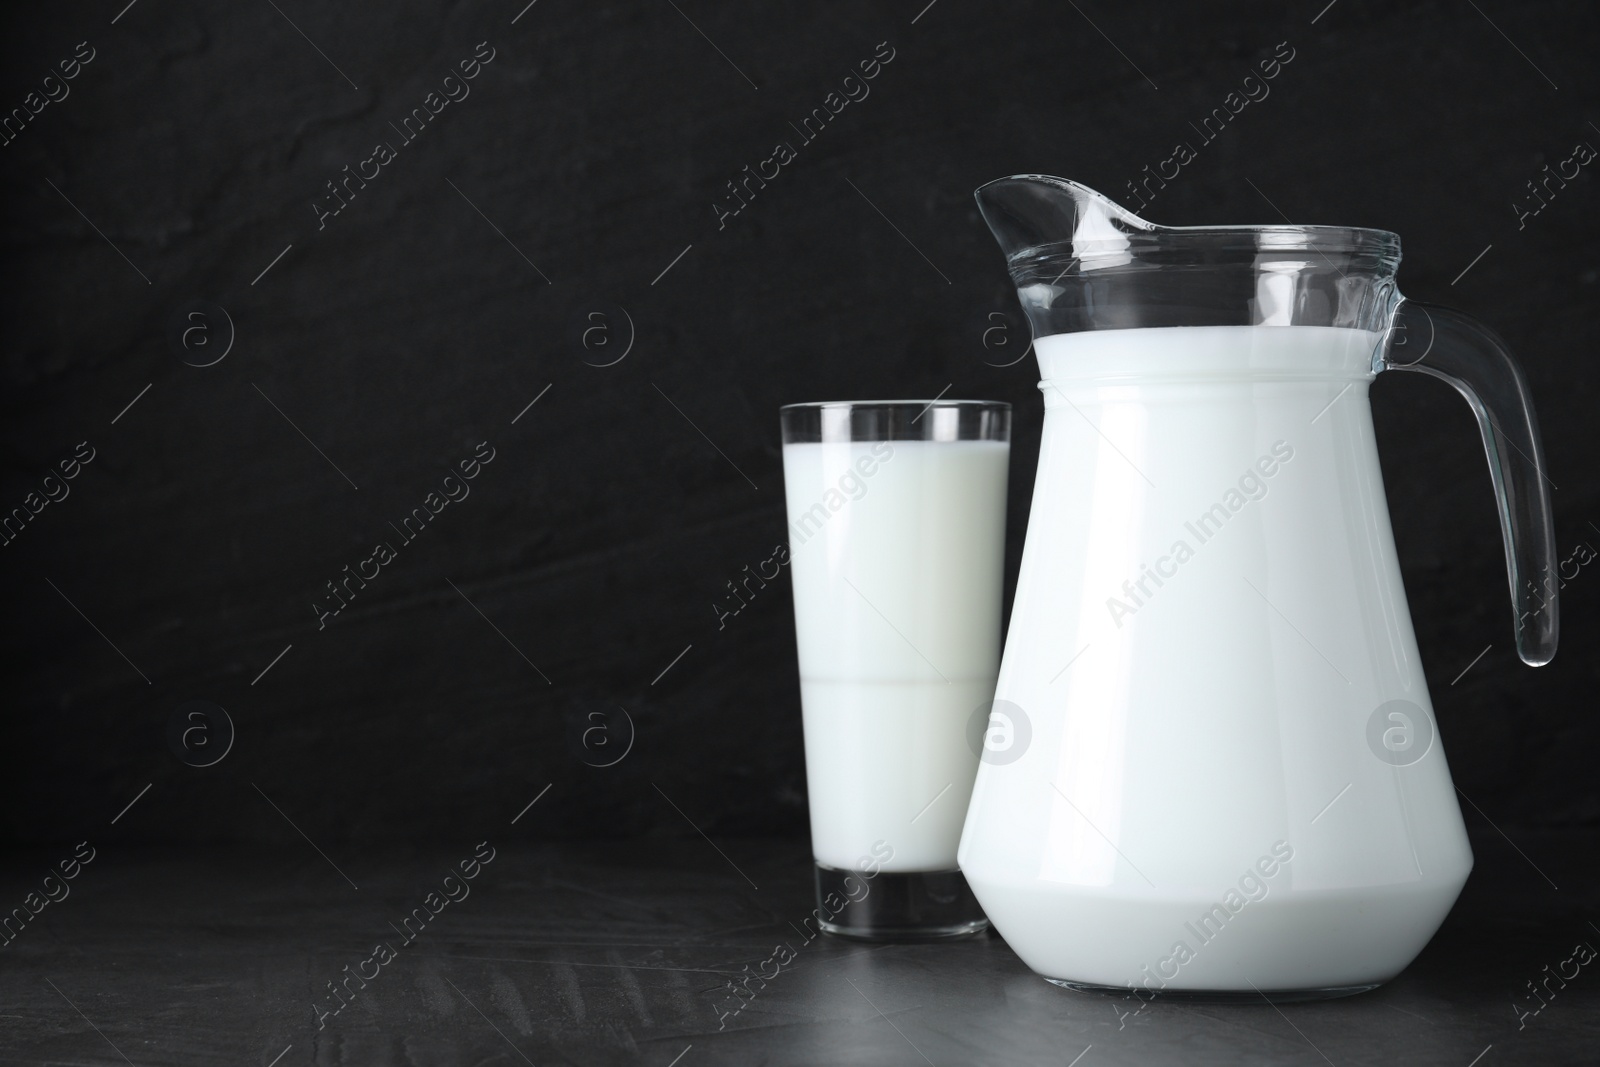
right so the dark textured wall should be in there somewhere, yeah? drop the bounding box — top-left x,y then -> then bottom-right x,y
2,0 -> 1595,845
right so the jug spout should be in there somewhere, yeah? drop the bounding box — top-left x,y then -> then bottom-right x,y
975,176 -> 1154,264
975,173 -> 1405,340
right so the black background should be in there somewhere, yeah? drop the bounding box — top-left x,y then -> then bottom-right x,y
2,0 -> 1596,848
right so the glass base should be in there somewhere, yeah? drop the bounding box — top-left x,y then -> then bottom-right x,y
813,862 -> 989,942
1044,978 -> 1382,1003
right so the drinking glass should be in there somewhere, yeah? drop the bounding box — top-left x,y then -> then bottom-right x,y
780,399 -> 1010,939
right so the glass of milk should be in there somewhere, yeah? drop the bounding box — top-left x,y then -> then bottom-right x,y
780,399 -> 1010,940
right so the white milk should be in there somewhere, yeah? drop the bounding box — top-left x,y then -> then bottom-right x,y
784,438 -> 1009,872
958,326 -> 1473,991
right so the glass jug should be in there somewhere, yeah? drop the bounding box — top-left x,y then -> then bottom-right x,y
958,175 -> 1558,998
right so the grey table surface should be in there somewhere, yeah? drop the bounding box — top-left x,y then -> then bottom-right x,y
1,827 -> 1596,1067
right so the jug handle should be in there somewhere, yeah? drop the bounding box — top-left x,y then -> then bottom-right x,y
1385,300 -> 1558,666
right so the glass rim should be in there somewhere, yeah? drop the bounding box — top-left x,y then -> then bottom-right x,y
779,399 -> 1011,412
1037,224 -> 1404,251
1009,230 -> 1402,273
780,399 -> 1010,443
